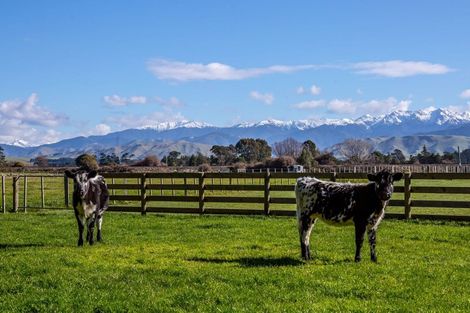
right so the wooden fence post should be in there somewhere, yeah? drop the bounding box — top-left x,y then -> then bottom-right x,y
140,174 -> 147,215
264,170 -> 271,215
40,176 -> 45,209
330,172 -> 337,182
12,176 -> 19,213
199,172 -> 205,214
404,172 -> 412,219
23,176 -> 27,212
111,178 -> 115,204
184,177 -> 188,197
1,175 -> 5,213
64,174 -> 69,208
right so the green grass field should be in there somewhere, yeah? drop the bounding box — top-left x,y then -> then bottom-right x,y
0,211 -> 469,312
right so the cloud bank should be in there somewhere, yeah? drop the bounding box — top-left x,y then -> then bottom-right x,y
352,60 -> 452,77
148,58 -> 452,81
147,59 -> 319,81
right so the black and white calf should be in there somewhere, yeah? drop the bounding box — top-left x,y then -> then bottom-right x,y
65,169 -> 109,246
295,170 -> 402,262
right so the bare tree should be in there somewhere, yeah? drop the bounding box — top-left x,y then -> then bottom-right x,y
273,138 -> 302,158
34,155 -> 49,167
340,139 -> 373,164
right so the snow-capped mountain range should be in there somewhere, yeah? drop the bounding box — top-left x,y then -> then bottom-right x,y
233,108 -> 470,130
3,108 -> 470,158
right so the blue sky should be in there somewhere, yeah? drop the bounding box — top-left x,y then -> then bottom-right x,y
1,1 -> 470,144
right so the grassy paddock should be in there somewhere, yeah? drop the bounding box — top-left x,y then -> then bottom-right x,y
0,211 -> 469,312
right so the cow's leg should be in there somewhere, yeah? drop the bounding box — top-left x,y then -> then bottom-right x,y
368,228 -> 377,262
96,214 -> 103,242
354,220 -> 367,262
87,217 -> 95,245
75,211 -> 85,247
298,213 -> 316,260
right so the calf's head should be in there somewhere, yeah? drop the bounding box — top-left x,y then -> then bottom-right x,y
367,170 -> 403,201
65,169 -> 98,199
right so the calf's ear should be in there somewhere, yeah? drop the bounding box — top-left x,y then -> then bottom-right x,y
392,173 -> 403,182
367,173 -> 377,182
87,170 -> 98,179
65,170 -> 75,179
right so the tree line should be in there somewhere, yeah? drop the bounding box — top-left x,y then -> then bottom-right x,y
2,137 -> 470,170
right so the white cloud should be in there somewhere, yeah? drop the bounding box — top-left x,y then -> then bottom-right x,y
293,96 -> 412,115
147,58 -> 317,81
363,97 -> 411,114
155,96 -> 184,108
147,58 -> 452,81
293,100 -> 325,109
352,60 -> 452,77
444,103 -> 470,113
296,86 -> 305,94
250,91 -> 274,105
356,89 -> 363,95
103,95 -> 148,106
0,93 -> 67,127
460,89 -> 470,99
92,123 -> 112,135
0,94 -> 68,145
310,85 -> 321,95
328,99 -> 357,114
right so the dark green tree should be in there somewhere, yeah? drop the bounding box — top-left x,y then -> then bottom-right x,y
99,152 -> 120,166
75,153 -> 99,170
163,151 -> 182,166
0,146 -> 6,167
297,140 -> 319,168
302,140 -> 318,158
297,147 -> 315,168
210,145 -> 237,165
390,149 -> 406,164
235,138 -> 272,163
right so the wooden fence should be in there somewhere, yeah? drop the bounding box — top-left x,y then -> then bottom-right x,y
1,172 -> 470,221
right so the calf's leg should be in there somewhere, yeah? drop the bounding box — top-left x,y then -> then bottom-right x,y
96,215 -> 103,242
87,218 -> 95,245
298,214 -> 316,260
368,228 -> 377,262
75,212 -> 85,247
354,221 -> 366,262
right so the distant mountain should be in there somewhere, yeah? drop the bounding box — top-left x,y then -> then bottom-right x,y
331,135 -> 470,157
2,108 -> 470,159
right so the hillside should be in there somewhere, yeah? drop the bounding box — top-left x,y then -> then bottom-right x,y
2,108 -> 470,159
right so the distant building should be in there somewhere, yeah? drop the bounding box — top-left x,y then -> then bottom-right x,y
288,164 -> 304,173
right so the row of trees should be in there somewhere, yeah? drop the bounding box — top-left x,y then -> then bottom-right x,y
3,137 -> 470,169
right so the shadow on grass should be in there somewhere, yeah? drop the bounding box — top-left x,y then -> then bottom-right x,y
313,255 -> 354,265
0,243 -> 45,250
188,256 -> 304,267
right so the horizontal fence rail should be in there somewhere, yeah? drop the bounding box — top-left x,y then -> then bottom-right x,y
1,171 -> 470,221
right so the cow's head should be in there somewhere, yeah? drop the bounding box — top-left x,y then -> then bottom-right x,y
367,170 -> 403,201
65,169 -> 98,199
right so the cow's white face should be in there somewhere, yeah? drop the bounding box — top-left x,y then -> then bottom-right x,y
65,170 -> 98,199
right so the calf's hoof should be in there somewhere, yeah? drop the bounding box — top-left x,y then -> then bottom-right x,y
371,256 -> 377,263
354,256 -> 361,263
77,240 -> 84,247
